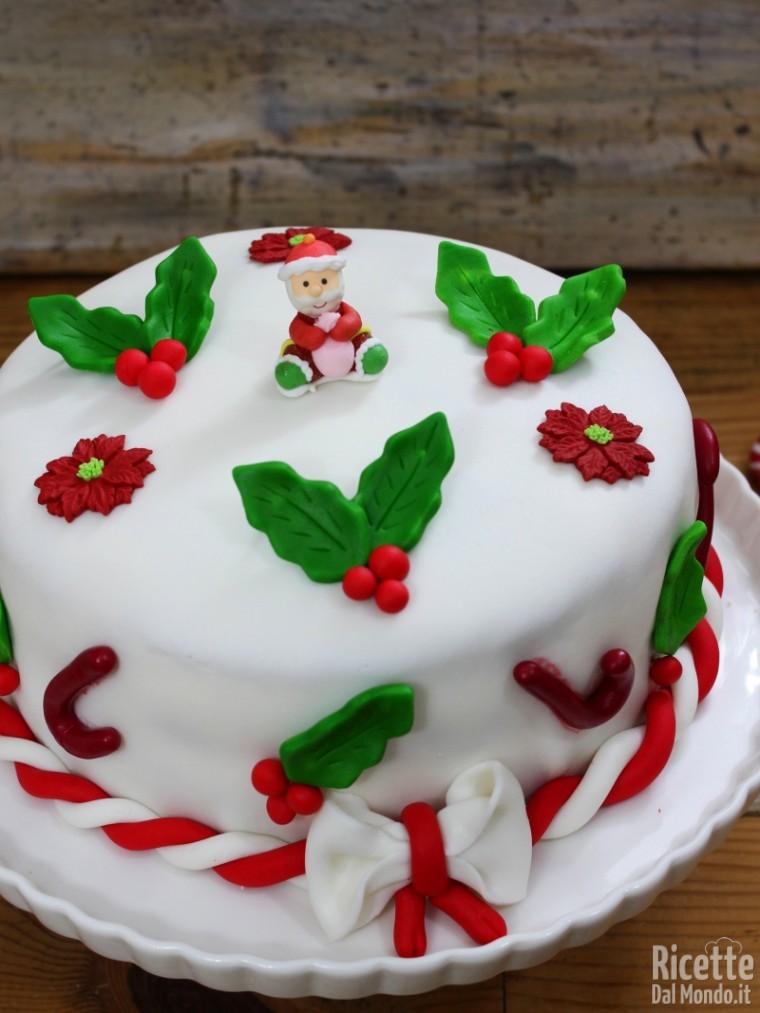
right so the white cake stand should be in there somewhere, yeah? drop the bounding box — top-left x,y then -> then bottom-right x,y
0,461 -> 758,1000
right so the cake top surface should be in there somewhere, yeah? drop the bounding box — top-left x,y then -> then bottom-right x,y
0,229 -> 696,683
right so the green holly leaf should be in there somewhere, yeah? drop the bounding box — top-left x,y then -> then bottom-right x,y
0,589 -> 12,665
29,295 -> 149,372
653,521 -> 708,655
354,412 -> 455,552
280,683 -> 415,789
144,237 -> 217,361
232,462 -> 370,583
523,265 -> 626,372
435,241 -> 536,347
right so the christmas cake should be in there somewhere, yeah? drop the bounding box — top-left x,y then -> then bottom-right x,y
0,228 -> 722,956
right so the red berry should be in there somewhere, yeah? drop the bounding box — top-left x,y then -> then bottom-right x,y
649,656 -> 683,687
368,545 -> 410,581
251,757 -> 289,796
114,348 -> 150,387
520,345 -> 554,382
0,664 -> 20,696
375,579 -> 410,614
286,782 -> 324,816
342,566 -> 377,601
487,332 -> 523,357
151,338 -> 188,371
484,350 -> 521,387
138,360 -> 177,399
266,794 -> 295,825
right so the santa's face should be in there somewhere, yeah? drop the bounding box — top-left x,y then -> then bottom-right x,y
287,268 -> 344,316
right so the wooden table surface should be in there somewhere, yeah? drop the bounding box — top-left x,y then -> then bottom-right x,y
0,270 -> 758,1011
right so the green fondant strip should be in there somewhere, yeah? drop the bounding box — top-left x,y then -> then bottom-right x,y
354,412 -> 455,552
280,683 -> 415,789
522,264 -> 626,372
232,462 -> 371,584
0,590 -> 12,665
653,521 -> 708,656
144,237 -> 217,362
435,241 -> 536,347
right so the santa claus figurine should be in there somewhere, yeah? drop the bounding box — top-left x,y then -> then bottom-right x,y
269,232 -> 389,396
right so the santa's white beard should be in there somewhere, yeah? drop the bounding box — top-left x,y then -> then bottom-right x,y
286,279 -> 345,316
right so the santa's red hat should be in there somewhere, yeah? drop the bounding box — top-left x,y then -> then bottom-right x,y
277,233 -> 347,281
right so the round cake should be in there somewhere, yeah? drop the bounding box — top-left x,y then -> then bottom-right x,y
0,228 -> 721,954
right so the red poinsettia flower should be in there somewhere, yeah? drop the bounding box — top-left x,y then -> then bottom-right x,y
537,403 -> 654,484
248,227 -> 352,264
35,435 -> 155,522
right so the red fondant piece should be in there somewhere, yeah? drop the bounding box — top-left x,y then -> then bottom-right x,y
150,339 -> 187,371
430,881 -> 507,945
43,647 -> 122,759
394,884 -> 428,958
484,350 -> 521,387
487,332 -> 523,357
513,649 -> 634,730
286,782 -> 323,816
342,565 -> 377,601
520,345 -> 553,383
266,794 -> 296,825
138,360 -> 177,400
602,689 -> 676,806
526,775 -> 581,845
114,348 -> 149,386
401,801 -> 449,897
214,839 -> 307,888
649,655 -> 683,687
693,419 -> 720,568
0,699 -> 39,744
375,579 -> 410,614
706,546 -> 724,596
368,545 -> 410,582
0,664 -> 20,696
688,618 -> 721,702
251,757 -> 289,797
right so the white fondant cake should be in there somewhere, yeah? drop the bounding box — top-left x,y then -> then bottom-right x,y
0,229 -> 719,952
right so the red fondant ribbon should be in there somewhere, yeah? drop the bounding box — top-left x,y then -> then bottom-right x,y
393,799 -> 507,957
401,801 -> 449,897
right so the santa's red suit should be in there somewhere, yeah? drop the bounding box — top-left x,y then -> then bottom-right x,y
288,302 -> 362,350
283,303 -> 371,381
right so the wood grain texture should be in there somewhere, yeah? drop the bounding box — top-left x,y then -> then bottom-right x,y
1,1 -> 758,273
0,269 -> 758,1008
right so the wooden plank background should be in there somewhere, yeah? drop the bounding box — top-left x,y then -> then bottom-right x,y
1,0 -> 758,274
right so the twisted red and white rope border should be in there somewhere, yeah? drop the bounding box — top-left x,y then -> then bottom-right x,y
0,549 -> 723,894
527,548 -> 723,844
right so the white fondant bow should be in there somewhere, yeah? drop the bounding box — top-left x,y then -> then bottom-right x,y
305,760 -> 532,940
